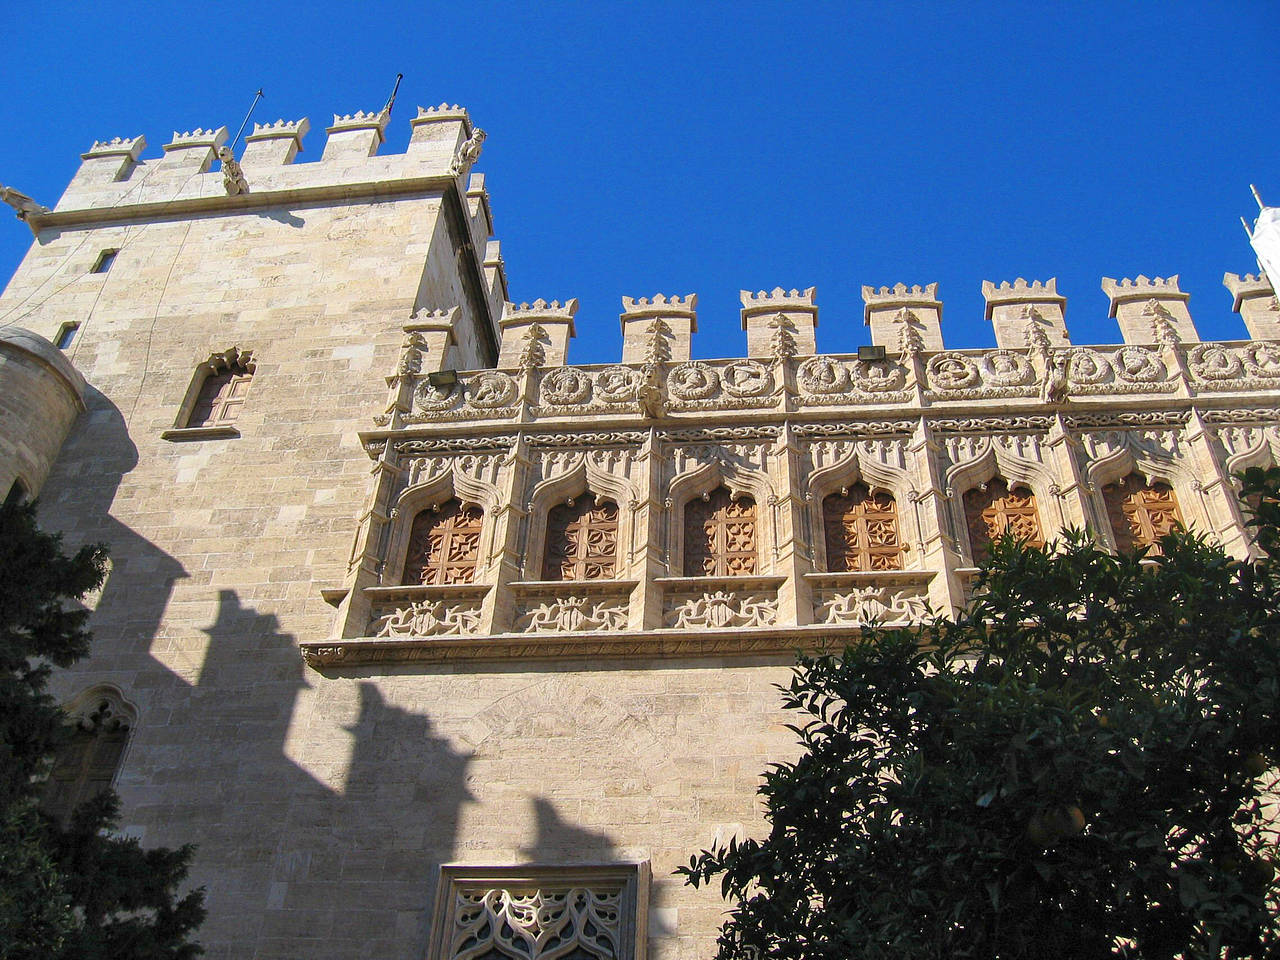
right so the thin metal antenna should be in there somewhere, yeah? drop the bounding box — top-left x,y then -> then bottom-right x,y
382,73 -> 404,117
1251,183 -> 1265,210
230,89 -> 265,149
1242,216 -> 1254,239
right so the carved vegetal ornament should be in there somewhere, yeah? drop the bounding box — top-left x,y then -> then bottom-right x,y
518,323 -> 548,369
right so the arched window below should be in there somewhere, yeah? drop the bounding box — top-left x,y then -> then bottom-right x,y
42,691 -> 133,824
684,487 -> 757,577
543,493 -> 619,581
1103,474 -> 1183,554
963,478 -> 1044,564
823,484 -> 905,572
187,362 -> 253,428
403,498 -> 484,585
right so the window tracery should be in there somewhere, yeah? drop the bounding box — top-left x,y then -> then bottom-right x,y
684,487 -> 757,577
403,498 -> 484,585
963,477 -> 1043,564
822,483 -> 904,571
543,493 -> 619,581
1103,473 -> 1183,554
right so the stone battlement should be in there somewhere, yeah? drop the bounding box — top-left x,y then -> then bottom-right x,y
42,103 -> 488,222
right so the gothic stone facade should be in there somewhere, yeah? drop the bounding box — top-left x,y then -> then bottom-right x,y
1,104 -> 1279,960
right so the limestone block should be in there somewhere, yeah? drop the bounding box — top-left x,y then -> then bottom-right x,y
982,278 -> 1070,350
739,287 -> 817,357
1223,272 -> 1280,340
498,299 -> 577,367
322,110 -> 388,162
160,127 -> 228,174
1102,275 -> 1199,344
862,282 -> 943,352
241,118 -> 310,168
620,295 -> 696,363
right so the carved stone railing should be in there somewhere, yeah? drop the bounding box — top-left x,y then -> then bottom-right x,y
389,340 -> 1280,427
509,580 -> 636,634
804,570 -> 935,626
364,583 -> 490,638
656,575 -> 785,629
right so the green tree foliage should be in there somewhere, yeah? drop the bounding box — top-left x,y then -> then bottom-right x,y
0,499 -> 204,960
681,468 -> 1280,959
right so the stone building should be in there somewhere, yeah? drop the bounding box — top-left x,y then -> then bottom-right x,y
1,101 -> 1278,959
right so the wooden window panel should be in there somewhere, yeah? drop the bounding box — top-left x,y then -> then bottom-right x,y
684,487 -> 757,577
543,493 -> 619,581
403,498 -> 484,585
1103,475 -> 1183,554
42,725 -> 128,824
188,364 -> 253,428
823,484 -> 904,572
963,478 -> 1044,564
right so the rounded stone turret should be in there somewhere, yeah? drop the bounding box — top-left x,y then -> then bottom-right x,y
0,326 -> 86,501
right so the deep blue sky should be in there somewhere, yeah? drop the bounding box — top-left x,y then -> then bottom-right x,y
1,2 -> 1276,363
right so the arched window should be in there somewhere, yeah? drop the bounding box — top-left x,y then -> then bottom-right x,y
543,493 -> 619,581
4,478 -> 28,507
403,498 -> 484,585
43,692 -> 133,824
823,484 -> 904,571
684,487 -> 757,577
963,478 -> 1043,564
1103,474 -> 1183,554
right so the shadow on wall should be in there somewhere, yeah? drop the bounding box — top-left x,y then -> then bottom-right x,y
43,389 -> 623,958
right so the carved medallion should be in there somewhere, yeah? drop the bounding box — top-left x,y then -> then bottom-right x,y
1187,343 -> 1243,381
981,350 -> 1034,387
721,359 -> 774,398
797,356 -> 850,394
927,353 -> 980,390
667,361 -> 721,400
1066,348 -> 1110,385
1112,346 -> 1166,383
1244,341 -> 1280,379
851,358 -> 907,392
595,365 -> 642,403
541,367 -> 593,405
466,371 -> 517,408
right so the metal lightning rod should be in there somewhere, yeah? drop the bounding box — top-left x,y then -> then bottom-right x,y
382,73 -> 404,118
230,89 -> 265,149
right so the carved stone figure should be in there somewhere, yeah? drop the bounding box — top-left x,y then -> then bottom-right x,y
448,128 -> 486,176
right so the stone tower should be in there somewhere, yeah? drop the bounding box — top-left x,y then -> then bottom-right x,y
2,100 -> 1280,960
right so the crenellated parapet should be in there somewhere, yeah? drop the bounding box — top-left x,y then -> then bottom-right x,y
862,283 -> 943,353
1224,272 -> 1280,340
161,127 -> 229,173
241,118 -> 310,168
982,278 -> 1069,350
620,295 -> 697,363
740,287 -> 817,358
498,299 -> 578,367
1102,275 -> 1199,344
43,102 -> 494,217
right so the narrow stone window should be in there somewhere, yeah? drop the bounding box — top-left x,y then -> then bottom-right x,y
963,478 -> 1043,564
187,358 -> 253,428
403,498 -> 484,585
684,486 -> 757,577
90,249 -> 118,274
42,692 -> 133,824
1103,474 -> 1183,554
823,483 -> 904,571
543,493 -> 619,581
55,322 -> 80,350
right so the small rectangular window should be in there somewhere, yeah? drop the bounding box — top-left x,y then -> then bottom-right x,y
55,323 -> 80,350
90,249 -> 118,274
